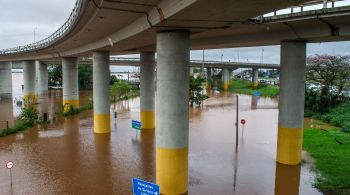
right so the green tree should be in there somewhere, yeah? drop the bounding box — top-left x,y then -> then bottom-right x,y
110,75 -> 119,85
306,54 -> 350,113
48,64 -> 62,87
48,64 -> 119,89
189,75 -> 208,107
110,80 -> 132,101
78,64 -> 93,90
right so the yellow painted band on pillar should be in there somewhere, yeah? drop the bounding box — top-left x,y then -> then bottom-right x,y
94,113 -> 111,133
63,99 -> 79,109
156,147 -> 188,195
276,126 -> 303,165
252,82 -> 258,87
223,82 -> 230,91
140,111 -> 155,129
24,94 -> 37,105
206,82 -> 211,90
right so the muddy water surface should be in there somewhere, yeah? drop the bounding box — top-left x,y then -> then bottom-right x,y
0,74 -> 322,194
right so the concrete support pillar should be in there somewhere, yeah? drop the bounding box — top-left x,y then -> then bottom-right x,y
277,41 -> 306,165
189,67 -> 194,75
62,57 -> 79,110
156,30 -> 189,195
206,67 -> 212,90
23,60 -> 37,103
0,62 -> 13,99
252,68 -> 259,87
140,51 -> 156,130
36,60 -> 48,95
93,51 -> 110,134
222,68 -> 230,91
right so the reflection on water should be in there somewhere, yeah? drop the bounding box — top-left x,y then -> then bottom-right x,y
275,163 -> 301,195
0,74 -> 322,194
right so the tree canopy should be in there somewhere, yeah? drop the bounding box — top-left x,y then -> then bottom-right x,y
306,54 -> 350,113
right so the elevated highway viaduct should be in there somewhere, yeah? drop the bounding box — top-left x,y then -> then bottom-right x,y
1,0 -> 350,194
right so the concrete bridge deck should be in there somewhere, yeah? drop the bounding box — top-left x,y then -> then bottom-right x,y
0,0 -> 349,61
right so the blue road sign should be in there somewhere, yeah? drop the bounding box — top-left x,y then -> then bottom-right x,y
253,91 -> 261,97
133,178 -> 160,195
132,120 -> 142,130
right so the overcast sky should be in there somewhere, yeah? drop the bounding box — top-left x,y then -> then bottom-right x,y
0,0 -> 349,65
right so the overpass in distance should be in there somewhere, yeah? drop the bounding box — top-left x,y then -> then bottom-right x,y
10,57 -> 280,69
0,0 -> 350,194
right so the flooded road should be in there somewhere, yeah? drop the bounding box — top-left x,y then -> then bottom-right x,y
0,74 -> 322,194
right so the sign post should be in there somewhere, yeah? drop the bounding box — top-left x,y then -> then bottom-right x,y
240,119 -> 246,134
235,95 -> 239,149
132,178 -> 160,195
6,161 -> 14,187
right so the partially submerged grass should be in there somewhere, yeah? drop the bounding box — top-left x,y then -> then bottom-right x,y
0,121 -> 34,137
303,127 -> 350,195
314,101 -> 350,132
228,79 -> 279,97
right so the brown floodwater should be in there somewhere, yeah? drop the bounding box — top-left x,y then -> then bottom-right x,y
0,74 -> 322,195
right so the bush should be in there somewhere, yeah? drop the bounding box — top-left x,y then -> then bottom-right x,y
317,102 -> 350,131
0,107 -> 39,137
18,106 -> 39,126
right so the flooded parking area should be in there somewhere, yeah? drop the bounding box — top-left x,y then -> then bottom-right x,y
0,76 -> 322,194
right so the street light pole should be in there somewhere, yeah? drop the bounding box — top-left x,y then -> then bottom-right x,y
34,27 -> 37,43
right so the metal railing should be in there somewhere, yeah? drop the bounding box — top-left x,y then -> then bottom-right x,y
263,0 -> 349,17
0,0 -> 83,56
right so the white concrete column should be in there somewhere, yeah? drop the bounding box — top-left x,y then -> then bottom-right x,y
0,62 -> 13,99
222,68 -> 230,91
23,60 -> 36,103
156,30 -> 190,195
36,60 -> 48,95
277,41 -> 306,165
93,51 -> 110,134
189,67 -> 194,75
62,57 -> 79,109
206,67 -> 212,89
252,68 -> 259,87
140,51 -> 155,130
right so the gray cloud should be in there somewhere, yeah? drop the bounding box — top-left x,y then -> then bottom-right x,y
0,0 -> 76,49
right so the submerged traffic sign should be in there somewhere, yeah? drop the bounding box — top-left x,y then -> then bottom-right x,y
132,178 -> 159,195
132,120 -> 141,130
6,161 -> 13,169
253,91 -> 261,97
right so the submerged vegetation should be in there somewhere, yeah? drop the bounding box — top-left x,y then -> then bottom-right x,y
0,106 -> 41,137
228,79 -> 279,97
61,99 -> 94,116
62,80 -> 140,116
189,75 -> 208,107
303,126 -> 350,195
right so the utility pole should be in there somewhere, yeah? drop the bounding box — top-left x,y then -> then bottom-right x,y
34,27 -> 37,43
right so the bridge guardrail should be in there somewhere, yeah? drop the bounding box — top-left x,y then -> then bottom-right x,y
261,0 -> 349,18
